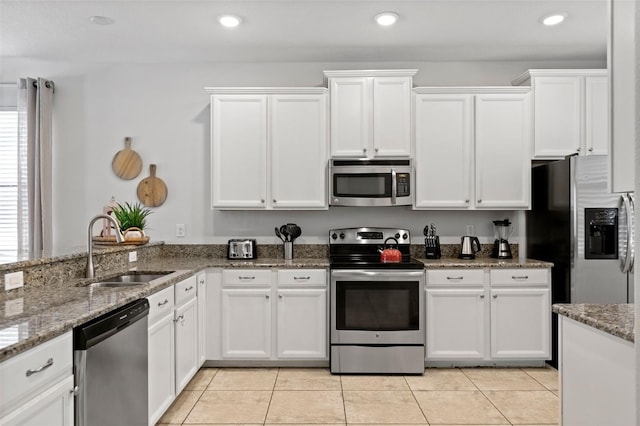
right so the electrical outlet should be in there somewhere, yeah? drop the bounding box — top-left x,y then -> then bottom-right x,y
129,251 -> 138,263
4,271 -> 24,290
466,224 -> 475,236
5,298 -> 23,316
176,224 -> 186,238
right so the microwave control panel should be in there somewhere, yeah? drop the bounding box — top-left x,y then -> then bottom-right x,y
396,173 -> 410,197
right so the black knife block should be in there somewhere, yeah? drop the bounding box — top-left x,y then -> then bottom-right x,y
425,235 -> 441,259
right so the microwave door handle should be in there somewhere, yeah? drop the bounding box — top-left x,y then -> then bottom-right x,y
391,169 -> 397,205
621,193 -> 635,273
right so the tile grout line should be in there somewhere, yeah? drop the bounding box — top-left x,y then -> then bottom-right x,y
340,374 -> 348,425
178,367 -> 218,426
404,373 -> 431,425
263,367 -> 280,425
459,367 -> 514,426
521,366 -> 559,392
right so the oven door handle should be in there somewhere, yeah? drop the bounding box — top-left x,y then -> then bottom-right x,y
391,169 -> 397,205
331,270 -> 424,279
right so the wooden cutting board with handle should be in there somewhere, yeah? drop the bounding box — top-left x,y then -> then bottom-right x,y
137,164 -> 168,207
111,137 -> 142,180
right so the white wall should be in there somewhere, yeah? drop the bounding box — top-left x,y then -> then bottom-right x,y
0,58 -> 605,255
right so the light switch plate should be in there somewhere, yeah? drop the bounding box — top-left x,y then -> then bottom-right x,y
5,298 -> 24,316
5,271 -> 24,290
129,251 -> 138,263
176,224 -> 186,238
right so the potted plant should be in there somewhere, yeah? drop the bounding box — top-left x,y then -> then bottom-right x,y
111,201 -> 152,241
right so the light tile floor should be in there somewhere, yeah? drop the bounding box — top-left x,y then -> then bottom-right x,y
157,366 -> 559,425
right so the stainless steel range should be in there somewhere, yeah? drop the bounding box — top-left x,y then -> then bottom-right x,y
329,227 -> 425,374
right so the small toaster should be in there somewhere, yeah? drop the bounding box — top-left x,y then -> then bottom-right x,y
227,239 -> 257,259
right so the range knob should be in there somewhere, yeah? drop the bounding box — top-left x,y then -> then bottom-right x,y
402,233 -> 408,240
339,232 -> 345,239
331,233 -> 338,240
394,233 -> 401,239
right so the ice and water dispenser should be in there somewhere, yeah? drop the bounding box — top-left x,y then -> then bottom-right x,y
584,208 -> 618,259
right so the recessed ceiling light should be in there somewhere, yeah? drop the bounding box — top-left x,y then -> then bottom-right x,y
540,12 -> 568,26
89,16 -> 115,26
375,12 -> 399,27
218,15 -> 242,28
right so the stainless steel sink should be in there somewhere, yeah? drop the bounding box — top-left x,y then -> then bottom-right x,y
85,271 -> 174,288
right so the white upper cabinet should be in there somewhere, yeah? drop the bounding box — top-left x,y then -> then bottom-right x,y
511,69 -> 608,160
325,70 -> 416,158
414,88 -> 531,210
207,88 -> 328,210
608,0 -> 635,193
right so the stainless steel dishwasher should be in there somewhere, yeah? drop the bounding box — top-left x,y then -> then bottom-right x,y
73,298 -> 150,426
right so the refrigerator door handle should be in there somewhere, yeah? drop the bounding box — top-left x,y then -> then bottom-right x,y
621,193 -> 635,274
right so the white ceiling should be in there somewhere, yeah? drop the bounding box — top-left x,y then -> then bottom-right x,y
0,0 -> 608,64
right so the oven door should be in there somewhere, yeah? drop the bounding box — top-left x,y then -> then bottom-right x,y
330,269 -> 425,345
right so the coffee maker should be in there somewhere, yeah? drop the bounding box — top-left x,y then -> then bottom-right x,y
492,219 -> 513,259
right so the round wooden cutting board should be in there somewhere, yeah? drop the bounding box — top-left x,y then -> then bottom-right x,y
111,137 -> 143,180
137,164 -> 168,207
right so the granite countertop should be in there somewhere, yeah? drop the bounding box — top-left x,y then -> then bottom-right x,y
553,303 -> 635,343
418,258 -> 553,268
0,254 -> 550,362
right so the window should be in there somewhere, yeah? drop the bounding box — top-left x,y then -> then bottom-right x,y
0,109 -> 19,262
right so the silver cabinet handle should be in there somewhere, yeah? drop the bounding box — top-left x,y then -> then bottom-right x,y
158,299 -> 169,307
185,286 -> 194,292
375,147 -> 379,153
278,294 -> 283,299
363,148 -> 367,153
273,199 -> 277,203
174,314 -> 184,323
265,294 -> 270,299
576,147 -> 581,152
480,294 -> 485,299
493,294 -> 498,299
477,199 -> 482,203
293,276 -> 310,281
446,276 -> 463,280
589,147 -> 594,152
70,386 -> 79,396
239,276 -> 255,280
26,358 -> 53,377
511,275 -> 529,280
199,279 -> 204,285
465,199 -> 470,204
260,199 -> 265,203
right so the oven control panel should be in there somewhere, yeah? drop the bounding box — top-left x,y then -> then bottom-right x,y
329,227 -> 411,245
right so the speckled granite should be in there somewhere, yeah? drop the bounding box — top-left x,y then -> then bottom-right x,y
411,243 -> 519,259
418,257 -> 552,268
160,244 -> 329,260
553,304 -> 635,342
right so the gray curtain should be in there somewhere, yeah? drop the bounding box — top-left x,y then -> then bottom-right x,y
17,77 -> 54,258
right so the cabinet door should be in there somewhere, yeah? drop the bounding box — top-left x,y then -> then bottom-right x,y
532,76 -> 582,158
148,312 -> 175,426
276,289 -> 327,359
329,77 -> 370,157
221,288 -> 272,359
373,76 -> 412,157
175,297 -> 199,393
490,288 -> 550,359
271,94 -> 327,209
475,94 -> 531,209
211,95 -> 267,208
197,272 -> 206,366
584,75 -> 609,156
426,288 -> 486,360
1,375 -> 74,426
414,94 -> 473,208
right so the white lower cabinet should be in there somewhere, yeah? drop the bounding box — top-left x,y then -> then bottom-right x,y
148,274 -> 200,426
221,288 -> 272,359
426,268 -> 550,363
218,268 -> 327,361
1,375 -> 75,426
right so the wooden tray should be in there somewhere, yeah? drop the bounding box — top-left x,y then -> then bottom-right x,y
92,235 -> 150,246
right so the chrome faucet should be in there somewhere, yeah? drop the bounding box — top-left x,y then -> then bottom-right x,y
87,214 -> 125,278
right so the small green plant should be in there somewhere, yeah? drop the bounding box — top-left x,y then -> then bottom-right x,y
111,201 -> 152,231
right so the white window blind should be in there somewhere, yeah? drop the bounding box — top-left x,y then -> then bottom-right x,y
0,110 -> 19,262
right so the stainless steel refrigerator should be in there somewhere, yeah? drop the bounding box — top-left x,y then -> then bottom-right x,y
526,155 -> 634,366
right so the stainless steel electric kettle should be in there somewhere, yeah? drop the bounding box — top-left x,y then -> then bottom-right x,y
459,236 -> 481,259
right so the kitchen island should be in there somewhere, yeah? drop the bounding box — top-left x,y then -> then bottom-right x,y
553,303 -> 636,426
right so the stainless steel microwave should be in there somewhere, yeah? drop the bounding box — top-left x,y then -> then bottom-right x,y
329,159 -> 412,207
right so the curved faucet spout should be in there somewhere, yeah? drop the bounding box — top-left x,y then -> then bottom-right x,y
87,214 -> 125,278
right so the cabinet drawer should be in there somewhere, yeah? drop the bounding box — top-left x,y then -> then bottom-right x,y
148,286 -> 175,323
175,275 -> 198,305
427,269 -> 484,286
223,269 -> 271,286
278,269 -> 326,287
0,332 -> 72,415
490,269 -> 549,286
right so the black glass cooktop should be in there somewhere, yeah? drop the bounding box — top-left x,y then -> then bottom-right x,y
330,258 -> 425,270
